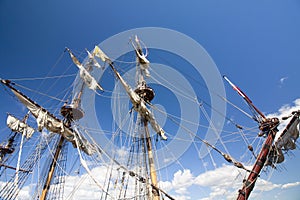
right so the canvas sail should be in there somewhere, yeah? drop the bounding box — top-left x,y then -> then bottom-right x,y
86,49 -> 101,69
132,36 -> 150,77
6,114 -> 35,139
1,80 -> 96,155
94,47 -> 167,140
66,48 -> 103,91
276,115 -> 300,150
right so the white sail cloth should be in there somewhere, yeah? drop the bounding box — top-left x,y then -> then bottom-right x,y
86,50 -> 101,69
130,36 -> 151,78
93,44 -> 151,79
134,47 -> 150,78
10,89 -> 96,155
128,87 -> 167,140
268,115 -> 300,165
136,99 -> 167,140
67,48 -> 103,91
6,115 -> 35,139
94,45 -> 167,140
93,46 -> 109,62
79,66 -> 102,91
276,117 -> 299,150
93,46 -> 166,140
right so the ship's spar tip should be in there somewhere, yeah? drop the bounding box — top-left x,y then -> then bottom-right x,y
64,47 -> 70,52
0,79 -> 11,85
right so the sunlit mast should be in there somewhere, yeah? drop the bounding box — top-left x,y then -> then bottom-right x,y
40,48 -> 103,200
94,36 -> 166,199
133,36 -> 160,199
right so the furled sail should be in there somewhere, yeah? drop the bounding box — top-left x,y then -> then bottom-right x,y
1,80 -> 96,155
6,114 -> 35,139
66,48 -> 103,91
268,111 -> 300,165
276,112 -> 300,150
93,46 -> 109,62
131,35 -> 150,78
86,49 -> 102,69
94,46 -> 167,140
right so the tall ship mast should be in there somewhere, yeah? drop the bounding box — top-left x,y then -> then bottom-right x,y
0,35 -> 299,200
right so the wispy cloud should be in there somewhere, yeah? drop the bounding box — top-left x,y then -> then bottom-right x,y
159,165 -> 246,199
160,163 -> 300,200
194,165 -> 245,199
281,181 -> 300,189
279,76 -> 288,88
279,77 -> 288,84
4,162 -> 300,200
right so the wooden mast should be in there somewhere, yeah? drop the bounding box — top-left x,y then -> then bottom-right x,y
108,57 -> 161,199
136,36 -> 160,199
40,49 -> 88,199
40,135 -> 65,200
94,41 -> 165,199
223,76 -> 281,200
144,120 -> 160,200
236,119 -> 279,200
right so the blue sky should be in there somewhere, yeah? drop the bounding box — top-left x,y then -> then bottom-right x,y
1,0 -> 300,199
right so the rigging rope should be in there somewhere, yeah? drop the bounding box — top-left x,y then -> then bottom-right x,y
218,94 -> 253,120
8,73 -> 76,81
149,52 -> 259,132
73,127 -> 114,199
157,103 -> 252,173
14,132 -> 25,190
0,134 -> 54,199
75,121 -> 176,200
13,82 -> 67,103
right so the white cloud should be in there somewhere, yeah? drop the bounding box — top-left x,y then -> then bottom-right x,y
278,76 -> 288,88
194,164 -> 240,187
159,169 -> 194,197
281,181 -> 300,189
267,98 -> 300,125
279,77 -> 288,84
255,179 -> 281,191
171,194 -> 191,200
159,166 -> 244,199
2,163 -> 300,200
159,180 -> 172,191
175,187 -> 190,195
171,169 -> 193,196
159,165 -> 280,199
172,169 -> 194,188
193,164 -> 284,200
194,165 -> 243,200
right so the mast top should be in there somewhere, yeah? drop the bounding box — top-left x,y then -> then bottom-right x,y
223,75 -> 266,123
134,81 -> 155,103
